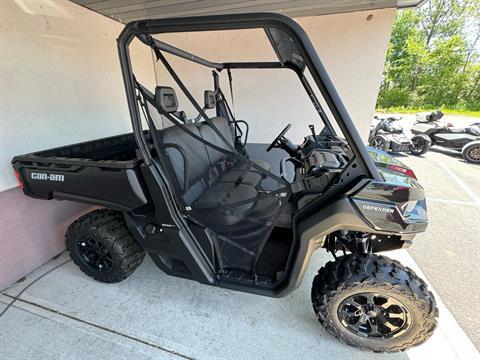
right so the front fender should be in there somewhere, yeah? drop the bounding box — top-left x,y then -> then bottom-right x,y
280,175 -> 428,297
278,195 -> 410,297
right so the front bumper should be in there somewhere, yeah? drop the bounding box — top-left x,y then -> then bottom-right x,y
390,142 -> 411,153
351,180 -> 428,234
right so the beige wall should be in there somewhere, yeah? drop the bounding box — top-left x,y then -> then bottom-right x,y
0,0 -> 153,289
152,8 -> 395,144
0,0 -> 155,191
0,0 -> 394,288
1,3 -> 394,191
300,10 -> 395,140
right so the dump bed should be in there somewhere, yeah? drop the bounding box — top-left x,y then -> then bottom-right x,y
12,133 -> 148,211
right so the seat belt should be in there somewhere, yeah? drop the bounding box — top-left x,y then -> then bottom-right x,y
227,68 -> 236,120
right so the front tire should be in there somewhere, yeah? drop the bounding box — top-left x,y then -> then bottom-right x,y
311,254 -> 438,352
369,135 -> 389,152
66,209 -> 145,283
461,141 -> 480,163
410,135 -> 431,156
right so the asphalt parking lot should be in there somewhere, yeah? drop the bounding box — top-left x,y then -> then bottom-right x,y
378,114 -> 480,350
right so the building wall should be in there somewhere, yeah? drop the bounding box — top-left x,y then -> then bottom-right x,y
0,0 -> 155,289
300,10 -> 394,140
153,8 -> 394,144
0,0 -> 394,288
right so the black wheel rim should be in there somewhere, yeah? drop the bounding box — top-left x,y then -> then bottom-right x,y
371,139 -> 384,150
467,146 -> 480,161
338,292 -> 410,339
411,139 -> 423,153
77,237 -> 113,272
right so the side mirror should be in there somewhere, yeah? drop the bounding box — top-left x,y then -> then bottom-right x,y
204,90 -> 216,109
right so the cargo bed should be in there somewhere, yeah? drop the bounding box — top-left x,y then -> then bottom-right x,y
12,133 -> 148,211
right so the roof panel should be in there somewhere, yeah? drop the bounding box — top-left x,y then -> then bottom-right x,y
69,0 -> 423,23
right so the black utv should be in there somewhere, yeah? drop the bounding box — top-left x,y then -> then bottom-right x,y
12,13 -> 437,352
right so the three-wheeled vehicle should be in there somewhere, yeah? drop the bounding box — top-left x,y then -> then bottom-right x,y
369,115 -> 431,155
412,110 -> 480,163
12,13 -> 437,352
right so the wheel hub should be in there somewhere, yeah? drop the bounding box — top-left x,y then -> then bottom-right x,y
371,139 -> 383,149
78,237 -> 113,272
338,292 -> 410,339
467,146 -> 480,160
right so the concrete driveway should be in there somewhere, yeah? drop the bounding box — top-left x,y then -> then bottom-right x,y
403,150 -> 480,350
375,113 -> 480,350
0,248 -> 478,360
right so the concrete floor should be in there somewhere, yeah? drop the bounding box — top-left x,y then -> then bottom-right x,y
0,249 -> 478,360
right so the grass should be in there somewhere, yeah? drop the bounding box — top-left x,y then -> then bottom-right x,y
375,107 -> 480,117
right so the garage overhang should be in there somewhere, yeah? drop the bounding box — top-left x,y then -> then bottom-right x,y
70,0 -> 425,24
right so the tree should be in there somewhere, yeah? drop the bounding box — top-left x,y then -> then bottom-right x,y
377,0 -> 480,111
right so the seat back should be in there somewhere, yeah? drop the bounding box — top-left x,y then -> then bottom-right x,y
159,117 -> 237,205
198,117 -> 235,165
160,123 -> 209,203
140,84 -> 239,205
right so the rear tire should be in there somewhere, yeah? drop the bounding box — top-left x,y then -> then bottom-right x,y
369,136 -> 389,152
66,209 -> 145,283
410,135 -> 431,156
311,254 -> 438,352
461,141 -> 480,163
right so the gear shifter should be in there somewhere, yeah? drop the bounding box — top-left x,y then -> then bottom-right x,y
309,124 -> 316,138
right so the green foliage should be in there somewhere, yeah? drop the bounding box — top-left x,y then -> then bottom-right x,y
375,107 -> 480,117
377,0 -> 480,111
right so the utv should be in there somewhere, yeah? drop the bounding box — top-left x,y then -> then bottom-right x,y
12,13 -> 437,352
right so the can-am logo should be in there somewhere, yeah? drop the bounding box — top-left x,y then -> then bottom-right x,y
362,204 -> 394,214
31,172 -> 64,182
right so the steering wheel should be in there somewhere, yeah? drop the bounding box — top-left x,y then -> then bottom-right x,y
266,124 -> 292,152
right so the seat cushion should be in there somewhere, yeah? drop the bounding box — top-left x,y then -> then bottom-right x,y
159,113 -> 272,210
447,127 -> 465,133
192,182 -> 282,230
217,170 -> 262,187
244,196 -> 282,222
252,159 -> 271,172
194,183 -> 256,211
233,160 -> 270,173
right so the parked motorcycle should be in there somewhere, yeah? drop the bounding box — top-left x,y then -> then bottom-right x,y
368,115 -> 431,155
411,110 -> 480,163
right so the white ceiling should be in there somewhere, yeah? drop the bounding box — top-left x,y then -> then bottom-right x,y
70,0 -> 424,23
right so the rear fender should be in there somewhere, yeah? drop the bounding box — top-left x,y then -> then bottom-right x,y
411,134 -> 431,144
462,140 -> 480,152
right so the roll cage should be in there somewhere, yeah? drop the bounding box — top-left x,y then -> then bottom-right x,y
117,12 -> 380,181
116,13 -> 385,296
